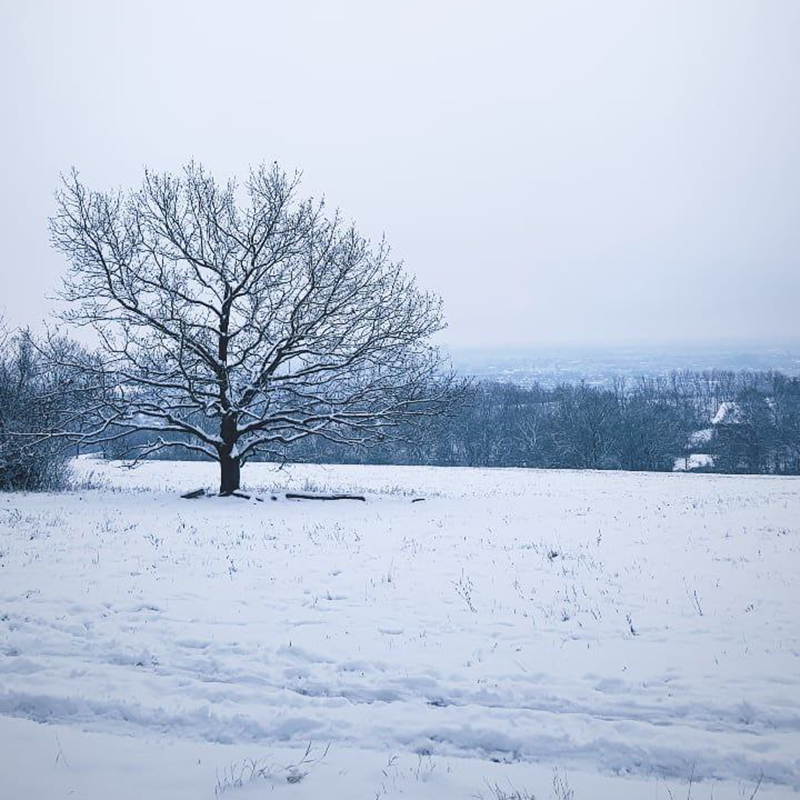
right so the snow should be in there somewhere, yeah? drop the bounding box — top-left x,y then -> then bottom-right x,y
673,453 -> 714,471
712,402 -> 742,426
690,428 -> 714,446
1,458 -> 799,799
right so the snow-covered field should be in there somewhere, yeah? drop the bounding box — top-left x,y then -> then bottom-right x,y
1,459 -> 798,799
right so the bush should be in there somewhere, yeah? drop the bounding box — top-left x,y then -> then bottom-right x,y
0,327 -> 73,491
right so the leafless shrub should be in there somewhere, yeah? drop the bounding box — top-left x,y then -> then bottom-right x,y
214,741 -> 330,796
552,769 -> 574,800
0,325 -> 80,491
477,769 -> 575,800
454,567 -> 477,612
479,783 -> 538,800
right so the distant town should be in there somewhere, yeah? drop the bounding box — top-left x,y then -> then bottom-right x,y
448,342 -> 800,388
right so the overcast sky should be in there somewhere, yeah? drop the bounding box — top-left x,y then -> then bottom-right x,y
2,0 -> 799,349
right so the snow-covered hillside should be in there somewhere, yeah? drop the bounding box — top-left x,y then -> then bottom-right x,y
1,459 -> 798,799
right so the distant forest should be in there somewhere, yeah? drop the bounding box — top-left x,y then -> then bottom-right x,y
122,370 -> 800,476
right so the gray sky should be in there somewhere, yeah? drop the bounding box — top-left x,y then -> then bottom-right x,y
2,0 -> 799,348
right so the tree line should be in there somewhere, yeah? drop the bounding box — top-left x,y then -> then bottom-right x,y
286,371 -> 800,475
3,323 -> 799,488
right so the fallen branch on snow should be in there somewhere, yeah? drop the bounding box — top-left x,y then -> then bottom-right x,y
285,492 -> 366,502
182,488 -> 266,501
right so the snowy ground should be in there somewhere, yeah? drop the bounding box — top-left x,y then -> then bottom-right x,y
1,459 -> 798,799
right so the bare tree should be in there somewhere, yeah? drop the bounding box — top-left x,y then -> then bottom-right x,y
49,163 -> 453,494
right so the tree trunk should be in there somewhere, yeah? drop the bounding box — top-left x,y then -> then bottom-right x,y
218,411 -> 240,495
219,452 -> 241,495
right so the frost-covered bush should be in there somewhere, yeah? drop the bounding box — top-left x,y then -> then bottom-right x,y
0,327 -> 74,491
